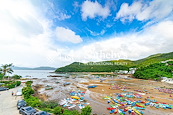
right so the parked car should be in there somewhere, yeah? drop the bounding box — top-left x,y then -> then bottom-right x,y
17,100 -> 27,109
19,106 -> 37,115
34,111 -> 51,115
0,87 -> 9,91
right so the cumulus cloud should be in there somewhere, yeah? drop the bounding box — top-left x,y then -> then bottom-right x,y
55,27 -> 83,43
81,0 -> 110,21
116,2 -> 142,22
56,20 -> 173,63
116,0 -> 173,22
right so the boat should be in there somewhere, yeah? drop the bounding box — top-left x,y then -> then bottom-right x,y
47,75 -> 64,77
68,104 -> 76,109
87,85 -> 97,88
63,82 -> 71,86
78,104 -> 85,109
71,96 -> 80,99
45,87 -> 53,90
132,108 -> 142,115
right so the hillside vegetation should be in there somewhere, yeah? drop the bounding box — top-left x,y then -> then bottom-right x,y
56,62 -> 129,72
55,52 -> 173,73
134,61 -> 173,80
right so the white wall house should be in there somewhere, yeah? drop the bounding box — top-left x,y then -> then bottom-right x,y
161,77 -> 173,84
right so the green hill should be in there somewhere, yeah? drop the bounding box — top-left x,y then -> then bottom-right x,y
55,52 -> 173,72
134,52 -> 173,67
134,61 -> 173,80
55,62 -> 129,72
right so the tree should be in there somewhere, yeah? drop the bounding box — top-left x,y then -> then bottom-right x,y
0,63 -> 13,80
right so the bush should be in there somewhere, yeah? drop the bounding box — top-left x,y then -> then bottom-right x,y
40,101 -> 59,109
81,106 -> 92,115
25,96 -> 42,107
1,81 -> 21,89
12,74 -> 22,79
63,110 -> 80,115
53,106 -> 63,115
22,87 -> 34,99
0,73 -> 3,80
26,81 -> 33,87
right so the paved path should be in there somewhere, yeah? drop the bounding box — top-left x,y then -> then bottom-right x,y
0,86 -> 23,115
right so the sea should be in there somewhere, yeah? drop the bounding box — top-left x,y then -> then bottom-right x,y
12,70 -> 65,78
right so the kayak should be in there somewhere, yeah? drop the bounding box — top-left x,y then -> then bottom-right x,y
88,85 -> 97,88
71,96 -> 80,99
133,108 -> 142,115
107,107 -> 116,110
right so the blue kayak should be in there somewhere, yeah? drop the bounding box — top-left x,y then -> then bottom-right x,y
88,85 -> 97,88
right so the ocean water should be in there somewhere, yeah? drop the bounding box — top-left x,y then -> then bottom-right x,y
12,70 -> 64,78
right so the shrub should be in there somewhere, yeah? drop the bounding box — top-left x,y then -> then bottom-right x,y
22,87 -> 34,99
25,96 -> 42,107
12,74 -> 22,79
0,73 -> 3,80
81,106 -> 92,115
63,110 -> 80,115
1,81 -> 21,89
26,81 -> 33,87
53,106 -> 63,115
40,101 -> 59,109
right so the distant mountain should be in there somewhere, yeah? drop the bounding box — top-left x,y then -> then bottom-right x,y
55,52 -> 173,72
13,66 -> 56,70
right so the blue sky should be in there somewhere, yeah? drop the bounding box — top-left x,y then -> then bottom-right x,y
0,0 -> 173,67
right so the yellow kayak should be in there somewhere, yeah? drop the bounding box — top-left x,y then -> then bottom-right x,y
71,96 -> 80,99
132,108 -> 142,115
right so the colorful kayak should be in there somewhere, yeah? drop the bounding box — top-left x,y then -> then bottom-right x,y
71,96 -> 80,99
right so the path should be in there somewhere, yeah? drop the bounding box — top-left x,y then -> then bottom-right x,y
0,86 -> 23,115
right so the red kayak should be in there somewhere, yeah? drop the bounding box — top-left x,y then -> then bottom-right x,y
136,104 -> 143,107
107,107 -> 116,110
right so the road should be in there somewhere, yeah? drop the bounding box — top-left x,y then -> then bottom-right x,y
0,86 -> 23,115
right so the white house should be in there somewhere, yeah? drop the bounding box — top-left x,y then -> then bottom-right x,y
161,77 -> 173,84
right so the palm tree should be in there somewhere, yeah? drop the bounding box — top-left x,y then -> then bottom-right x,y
0,63 -> 13,80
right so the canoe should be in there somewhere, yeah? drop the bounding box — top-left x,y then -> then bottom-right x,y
78,104 -> 85,109
68,104 -> 76,109
88,85 -> 97,88
132,108 -> 142,115
107,107 -> 116,110
71,96 -> 80,99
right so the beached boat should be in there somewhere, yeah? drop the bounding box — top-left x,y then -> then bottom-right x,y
87,85 -> 97,88
63,82 -> 71,86
47,75 -> 64,77
71,96 -> 80,99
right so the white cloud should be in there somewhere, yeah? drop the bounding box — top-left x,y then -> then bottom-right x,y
116,0 -> 173,22
56,20 -> 173,63
0,0 -> 59,67
0,0 -> 173,68
116,2 -> 142,22
54,13 -> 71,21
86,28 -> 106,36
81,0 -> 110,21
55,27 -> 83,43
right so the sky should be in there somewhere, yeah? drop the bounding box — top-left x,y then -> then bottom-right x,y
0,0 -> 173,68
